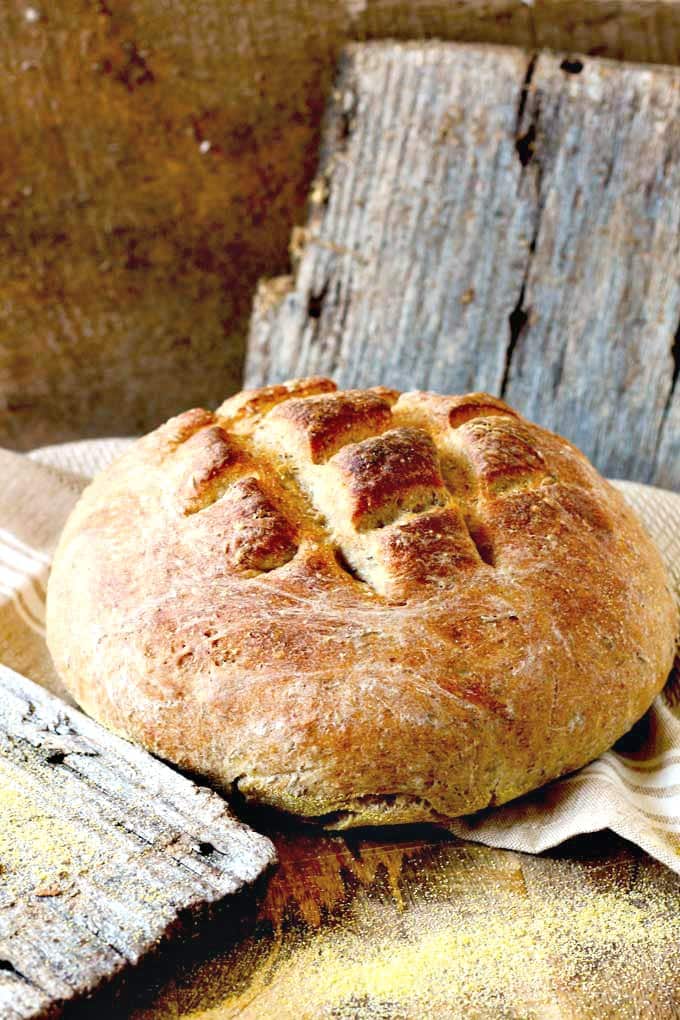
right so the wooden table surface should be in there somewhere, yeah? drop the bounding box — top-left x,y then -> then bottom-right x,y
83,817 -> 678,1020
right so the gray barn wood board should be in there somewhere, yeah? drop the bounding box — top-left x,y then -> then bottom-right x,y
246,42 -> 680,489
0,665 -> 276,1020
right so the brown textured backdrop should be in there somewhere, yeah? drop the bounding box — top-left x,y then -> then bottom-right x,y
2,0 -> 680,449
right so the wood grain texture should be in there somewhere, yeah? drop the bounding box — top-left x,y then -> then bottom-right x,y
128,821 -> 680,1019
245,42 -> 680,488
3,1 -> 680,451
0,665 -> 275,1020
503,51 -> 680,490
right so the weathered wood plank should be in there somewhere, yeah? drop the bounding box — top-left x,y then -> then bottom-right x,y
503,51 -> 680,489
4,2 -> 680,450
0,665 -> 276,1020
245,42 -> 680,488
247,43 -> 537,392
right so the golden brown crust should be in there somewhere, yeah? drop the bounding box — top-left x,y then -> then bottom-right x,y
46,379 -> 679,828
216,376 -> 337,429
267,389 -> 393,464
174,425 -> 245,514
330,427 -> 448,530
456,417 -> 549,494
207,476 -> 299,572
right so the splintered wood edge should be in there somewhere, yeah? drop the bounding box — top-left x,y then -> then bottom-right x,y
0,665 -> 276,1020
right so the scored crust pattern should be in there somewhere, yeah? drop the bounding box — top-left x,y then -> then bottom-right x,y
166,378 -> 553,600
47,377 -> 678,829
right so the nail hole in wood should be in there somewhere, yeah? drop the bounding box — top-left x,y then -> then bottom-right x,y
560,58 -> 584,74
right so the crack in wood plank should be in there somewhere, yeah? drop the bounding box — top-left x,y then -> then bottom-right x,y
652,317 -> 680,482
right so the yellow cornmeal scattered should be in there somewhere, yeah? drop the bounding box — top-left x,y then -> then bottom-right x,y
0,779 -> 100,895
0,758 -> 209,926
134,843 -> 680,1020
0,777 -> 176,915
3,734 -> 678,1019
208,899 -> 677,1019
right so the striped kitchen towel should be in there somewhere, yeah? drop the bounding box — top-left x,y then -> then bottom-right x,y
1,440 -> 679,872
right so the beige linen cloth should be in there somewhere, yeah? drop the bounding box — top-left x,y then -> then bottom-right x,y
1,439 -> 679,872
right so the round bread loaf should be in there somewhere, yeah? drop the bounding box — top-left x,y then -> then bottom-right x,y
47,378 -> 678,827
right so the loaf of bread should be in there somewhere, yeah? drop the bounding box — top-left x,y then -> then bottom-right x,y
46,378 -> 678,827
